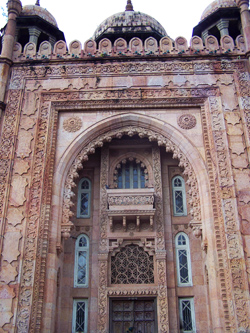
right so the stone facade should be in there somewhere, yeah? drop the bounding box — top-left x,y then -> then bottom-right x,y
0,0 -> 250,332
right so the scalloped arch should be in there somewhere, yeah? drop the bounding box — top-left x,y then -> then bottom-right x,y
57,113 -> 210,239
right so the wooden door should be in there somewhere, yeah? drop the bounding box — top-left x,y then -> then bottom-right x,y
110,299 -> 156,333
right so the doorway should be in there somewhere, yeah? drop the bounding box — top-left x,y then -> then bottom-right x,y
110,298 -> 157,333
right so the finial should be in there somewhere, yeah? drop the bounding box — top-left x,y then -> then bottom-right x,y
125,0 -> 134,11
35,0 -> 40,6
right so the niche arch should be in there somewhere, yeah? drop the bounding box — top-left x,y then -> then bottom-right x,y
109,152 -> 154,188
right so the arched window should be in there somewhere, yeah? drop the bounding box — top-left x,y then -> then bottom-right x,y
114,158 -> 147,189
74,235 -> 89,287
172,176 -> 187,216
77,178 -> 91,218
175,233 -> 192,286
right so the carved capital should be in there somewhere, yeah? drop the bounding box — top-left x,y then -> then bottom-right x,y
189,220 -> 202,238
61,222 -> 74,239
155,250 -> 167,260
98,253 -> 109,261
7,0 -> 22,16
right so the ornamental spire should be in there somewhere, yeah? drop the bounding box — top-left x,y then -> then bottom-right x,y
125,0 -> 134,11
35,0 -> 40,6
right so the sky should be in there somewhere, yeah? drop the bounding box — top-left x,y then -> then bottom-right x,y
1,0 -> 214,45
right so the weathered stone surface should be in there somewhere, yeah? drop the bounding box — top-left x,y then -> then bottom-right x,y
20,117 -> 35,131
9,176 -> 28,207
13,159 -> 30,175
6,207 -> 24,226
0,264 -> 18,284
16,131 -> 33,158
2,231 -> 22,263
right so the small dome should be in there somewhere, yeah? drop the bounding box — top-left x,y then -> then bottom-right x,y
201,0 -> 237,21
21,5 -> 58,27
93,8 -> 167,42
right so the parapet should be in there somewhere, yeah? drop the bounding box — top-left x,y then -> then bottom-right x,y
12,34 -> 246,62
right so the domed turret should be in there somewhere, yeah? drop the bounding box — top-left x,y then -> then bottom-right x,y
21,4 -> 58,27
93,0 -> 167,44
15,1 -> 65,50
193,0 -> 241,42
201,0 -> 238,21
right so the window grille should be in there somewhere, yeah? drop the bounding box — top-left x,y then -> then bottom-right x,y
72,299 -> 88,333
114,158 -> 148,189
74,235 -> 89,287
77,178 -> 91,218
175,232 -> 192,286
179,298 -> 196,332
172,176 -> 187,216
111,244 -> 154,284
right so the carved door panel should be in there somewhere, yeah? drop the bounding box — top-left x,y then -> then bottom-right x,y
111,299 -> 156,333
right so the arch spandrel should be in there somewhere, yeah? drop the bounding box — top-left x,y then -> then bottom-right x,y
54,113 -> 210,242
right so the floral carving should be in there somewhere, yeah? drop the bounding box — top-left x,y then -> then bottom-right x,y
177,114 -> 197,129
108,195 -> 154,206
97,259 -> 108,332
63,116 -> 82,132
16,104 -> 50,332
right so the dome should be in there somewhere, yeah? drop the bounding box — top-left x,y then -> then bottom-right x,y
201,0 -> 237,21
21,5 -> 58,27
93,1 -> 167,42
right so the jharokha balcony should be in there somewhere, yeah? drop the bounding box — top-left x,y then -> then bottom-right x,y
106,188 -> 155,232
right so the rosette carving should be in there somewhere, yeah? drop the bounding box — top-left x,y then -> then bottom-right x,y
63,116 -> 82,132
177,114 -> 197,129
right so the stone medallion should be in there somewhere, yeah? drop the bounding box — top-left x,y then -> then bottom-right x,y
63,116 -> 82,132
177,114 -> 197,129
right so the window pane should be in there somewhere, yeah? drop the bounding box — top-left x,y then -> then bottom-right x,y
81,180 -> 89,189
76,302 -> 86,331
178,234 -> 186,246
133,165 -> 138,188
79,236 -> 87,247
125,163 -> 130,188
78,251 -> 87,284
80,193 -> 89,215
140,168 -> 145,188
174,177 -> 182,187
179,250 -> 189,283
117,168 -> 122,188
175,191 -> 184,213
181,300 -> 193,331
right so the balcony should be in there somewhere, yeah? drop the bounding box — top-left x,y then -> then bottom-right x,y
106,188 -> 155,232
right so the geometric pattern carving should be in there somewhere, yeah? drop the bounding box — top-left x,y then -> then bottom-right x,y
111,244 -> 154,284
